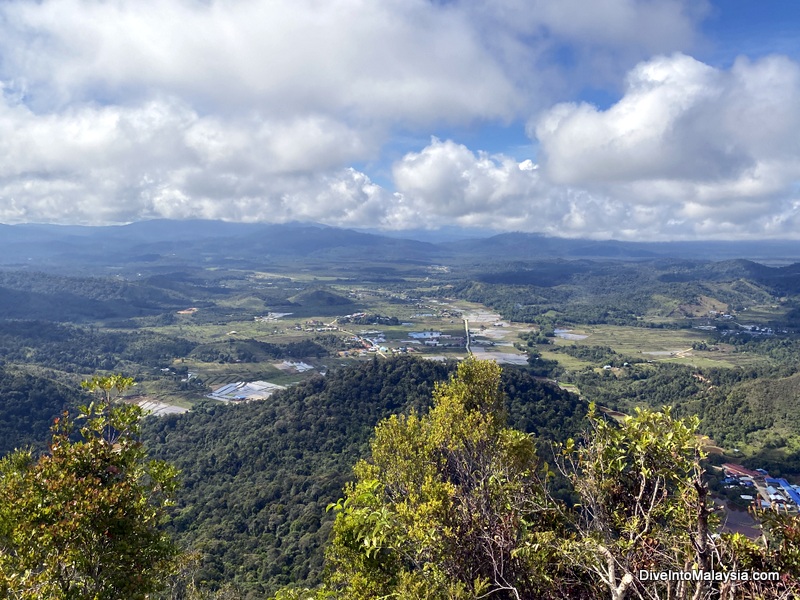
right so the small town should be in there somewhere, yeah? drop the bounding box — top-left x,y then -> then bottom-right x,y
721,463 -> 800,511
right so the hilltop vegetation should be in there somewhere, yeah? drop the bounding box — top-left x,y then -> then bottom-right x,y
0,270 -> 186,321
450,258 -> 789,327
5,359 -> 800,598
271,359 -> 800,600
0,376 -> 179,600
141,357 -> 585,596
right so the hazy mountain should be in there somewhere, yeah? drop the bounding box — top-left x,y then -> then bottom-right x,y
0,220 -> 442,272
442,233 -> 800,263
2,220 -> 800,271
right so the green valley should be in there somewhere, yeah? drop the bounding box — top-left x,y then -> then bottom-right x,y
3,222 -> 800,596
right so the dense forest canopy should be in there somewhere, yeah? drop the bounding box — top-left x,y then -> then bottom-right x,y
141,357 -> 585,596
0,376 -> 179,599
6,359 -> 800,599
270,359 -> 800,600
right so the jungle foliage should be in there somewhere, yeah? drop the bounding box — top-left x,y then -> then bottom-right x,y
140,357 -> 586,597
271,360 -> 800,600
0,375 -> 180,600
0,366 -> 87,456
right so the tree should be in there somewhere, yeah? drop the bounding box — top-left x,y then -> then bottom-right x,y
558,405 -> 716,600
322,358 -> 562,599
0,375 -> 179,599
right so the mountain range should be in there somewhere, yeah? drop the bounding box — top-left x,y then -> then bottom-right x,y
2,220 -> 800,272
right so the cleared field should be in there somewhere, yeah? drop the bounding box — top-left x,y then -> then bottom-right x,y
739,304 -> 790,323
663,351 -> 767,369
126,382 -> 200,409
550,325 -> 770,370
136,398 -> 189,415
538,350 -> 594,370
555,325 -> 706,354
658,355 -> 738,369
557,382 -> 580,394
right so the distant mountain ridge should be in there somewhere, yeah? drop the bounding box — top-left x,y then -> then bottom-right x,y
0,220 -> 441,271
1,220 -> 800,271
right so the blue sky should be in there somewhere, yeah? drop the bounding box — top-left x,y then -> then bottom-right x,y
701,1 -> 800,67
1,0 -> 800,240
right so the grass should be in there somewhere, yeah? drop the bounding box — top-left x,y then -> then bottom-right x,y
658,355 -> 737,369
128,380 -> 202,408
538,350 -> 594,370
555,325 -> 705,354
557,382 -> 581,394
739,304 -> 790,323
545,324 -> 773,371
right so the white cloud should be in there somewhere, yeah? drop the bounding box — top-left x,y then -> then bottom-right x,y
393,138 -> 543,228
0,0 -> 708,133
536,53 -> 800,184
0,0 -> 522,124
390,137 -> 630,236
533,53 -> 800,239
0,91 -> 396,225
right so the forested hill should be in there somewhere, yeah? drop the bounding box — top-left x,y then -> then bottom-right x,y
0,367 -> 86,455
0,270 -> 187,321
448,257 -> 800,326
141,357 -> 585,597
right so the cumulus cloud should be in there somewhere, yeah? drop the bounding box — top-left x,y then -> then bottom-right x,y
384,138 -> 684,239
533,53 -> 800,239
0,0 -> 522,123
379,51 -> 800,241
2,0 -> 705,114
393,138 -> 543,228
0,91 -> 394,225
0,0 -> 712,230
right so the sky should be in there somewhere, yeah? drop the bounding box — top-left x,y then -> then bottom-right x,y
1,0 -> 800,240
